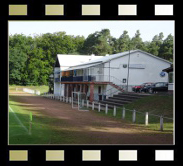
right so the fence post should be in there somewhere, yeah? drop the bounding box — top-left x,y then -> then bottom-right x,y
98,103 -> 101,112
70,97 -> 72,103
145,112 -> 149,125
132,109 -> 136,123
122,107 -> 125,119
160,115 -> 164,131
63,96 -> 65,102
92,102 -> 94,110
87,100 -> 89,108
113,106 -> 116,116
105,104 -> 108,114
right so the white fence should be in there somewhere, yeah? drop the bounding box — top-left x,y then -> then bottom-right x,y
16,88 -> 40,95
43,93 -> 173,131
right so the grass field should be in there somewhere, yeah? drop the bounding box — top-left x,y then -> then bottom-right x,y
92,95 -> 173,132
9,98 -> 77,144
9,87 -> 173,144
9,85 -> 49,94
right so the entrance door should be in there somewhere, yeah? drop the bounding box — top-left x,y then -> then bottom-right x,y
98,86 -> 102,100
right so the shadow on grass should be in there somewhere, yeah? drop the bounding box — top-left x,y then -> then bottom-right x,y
9,94 -> 173,145
91,107 -> 173,132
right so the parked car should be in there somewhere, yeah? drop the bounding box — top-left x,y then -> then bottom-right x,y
140,82 -> 154,93
132,82 -> 153,93
147,82 -> 168,93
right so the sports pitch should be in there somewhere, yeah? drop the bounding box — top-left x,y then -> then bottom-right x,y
9,89 -> 173,145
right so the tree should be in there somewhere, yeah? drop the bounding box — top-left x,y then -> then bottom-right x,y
115,30 -> 130,52
159,34 -> 173,60
9,47 -> 27,85
130,30 -> 147,51
82,29 -> 112,56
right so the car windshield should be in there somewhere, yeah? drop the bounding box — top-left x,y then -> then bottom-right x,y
144,83 -> 152,86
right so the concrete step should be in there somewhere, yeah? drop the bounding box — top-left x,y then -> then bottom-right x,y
118,92 -> 150,97
113,94 -> 142,99
105,98 -> 131,104
100,100 -> 124,107
108,96 -> 134,102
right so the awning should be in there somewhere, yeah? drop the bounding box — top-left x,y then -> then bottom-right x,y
162,65 -> 173,73
62,62 -> 102,71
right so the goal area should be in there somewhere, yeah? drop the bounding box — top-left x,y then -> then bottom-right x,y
72,92 -> 88,111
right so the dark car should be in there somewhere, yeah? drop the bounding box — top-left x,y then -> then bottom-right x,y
140,82 -> 154,93
147,82 -> 168,93
132,82 -> 153,93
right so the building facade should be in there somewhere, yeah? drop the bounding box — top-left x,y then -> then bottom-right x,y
54,50 -> 172,102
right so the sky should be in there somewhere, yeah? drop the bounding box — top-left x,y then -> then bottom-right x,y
9,21 -> 174,42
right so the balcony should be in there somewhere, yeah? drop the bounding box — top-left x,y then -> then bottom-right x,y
61,76 -> 93,82
54,78 -> 60,82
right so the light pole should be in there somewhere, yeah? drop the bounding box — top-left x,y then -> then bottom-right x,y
126,46 -> 131,92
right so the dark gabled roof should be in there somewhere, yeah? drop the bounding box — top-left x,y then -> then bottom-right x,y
162,64 -> 173,73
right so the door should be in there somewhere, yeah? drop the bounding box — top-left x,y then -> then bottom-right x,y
98,86 -> 102,100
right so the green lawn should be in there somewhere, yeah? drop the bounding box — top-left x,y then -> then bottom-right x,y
9,89 -> 173,144
92,95 -> 173,132
9,98 -> 76,144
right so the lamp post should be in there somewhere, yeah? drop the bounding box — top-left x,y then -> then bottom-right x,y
126,46 -> 131,92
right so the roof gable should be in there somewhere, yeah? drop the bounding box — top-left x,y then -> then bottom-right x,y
67,50 -> 172,68
55,54 -> 104,70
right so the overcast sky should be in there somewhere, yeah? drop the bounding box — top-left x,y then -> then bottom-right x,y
9,21 -> 174,42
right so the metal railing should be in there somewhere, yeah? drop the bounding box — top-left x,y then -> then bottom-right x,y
42,93 -> 173,132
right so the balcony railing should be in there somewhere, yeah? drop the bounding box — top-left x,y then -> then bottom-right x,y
55,78 -> 60,82
61,76 -> 93,82
60,75 -> 124,88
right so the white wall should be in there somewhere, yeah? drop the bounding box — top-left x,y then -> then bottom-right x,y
54,67 -> 61,95
168,83 -> 174,91
104,51 -> 171,90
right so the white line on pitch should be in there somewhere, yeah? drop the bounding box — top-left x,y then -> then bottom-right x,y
9,106 -> 29,133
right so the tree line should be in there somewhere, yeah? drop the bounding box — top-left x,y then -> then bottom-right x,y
9,29 -> 173,87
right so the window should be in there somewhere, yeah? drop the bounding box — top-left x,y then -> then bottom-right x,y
98,86 -> 101,93
155,83 -> 164,87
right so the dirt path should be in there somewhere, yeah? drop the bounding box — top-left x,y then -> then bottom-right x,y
9,90 -> 173,144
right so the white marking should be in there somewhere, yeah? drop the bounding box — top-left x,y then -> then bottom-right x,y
9,106 -> 29,133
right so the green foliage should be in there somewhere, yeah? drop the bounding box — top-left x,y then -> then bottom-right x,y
82,29 -> 112,56
9,30 -> 174,88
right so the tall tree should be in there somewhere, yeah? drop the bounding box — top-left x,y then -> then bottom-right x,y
159,34 -> 173,61
116,30 -> 130,52
82,29 -> 112,56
